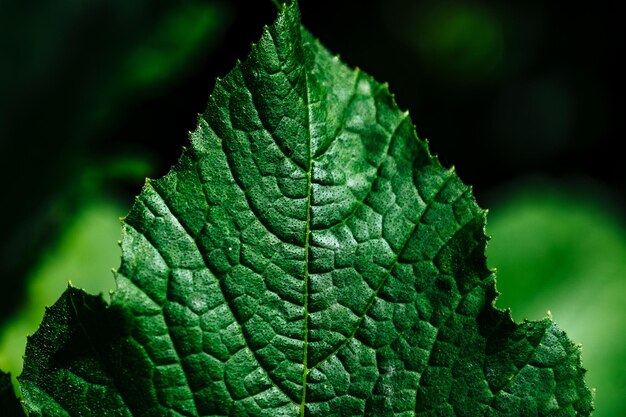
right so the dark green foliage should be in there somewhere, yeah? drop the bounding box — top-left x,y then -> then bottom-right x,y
1,372 -> 25,416
10,2 -> 593,416
0,0 -> 229,324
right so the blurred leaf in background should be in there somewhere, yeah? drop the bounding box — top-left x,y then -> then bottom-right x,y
0,0 -> 232,324
389,1 -> 506,86
487,180 -> 626,417
0,155 -> 151,380
0,198 -> 122,377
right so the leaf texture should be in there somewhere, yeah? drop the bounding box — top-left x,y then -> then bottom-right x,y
17,2 -> 593,416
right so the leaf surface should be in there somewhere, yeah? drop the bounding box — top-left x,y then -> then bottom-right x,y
17,2 -> 593,416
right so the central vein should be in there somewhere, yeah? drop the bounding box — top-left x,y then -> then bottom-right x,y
300,47 -> 314,417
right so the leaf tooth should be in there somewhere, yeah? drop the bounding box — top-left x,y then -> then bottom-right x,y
381,82 -> 392,97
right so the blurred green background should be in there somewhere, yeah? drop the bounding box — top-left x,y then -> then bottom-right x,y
0,0 -> 622,415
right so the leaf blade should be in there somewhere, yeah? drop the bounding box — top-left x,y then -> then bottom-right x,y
16,2 -> 593,416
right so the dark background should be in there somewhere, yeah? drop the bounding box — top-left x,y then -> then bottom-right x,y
0,0 -> 623,413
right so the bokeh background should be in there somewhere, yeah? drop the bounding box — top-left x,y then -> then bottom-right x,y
0,0 -> 623,414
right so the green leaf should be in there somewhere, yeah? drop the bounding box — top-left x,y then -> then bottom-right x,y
16,2 -> 593,416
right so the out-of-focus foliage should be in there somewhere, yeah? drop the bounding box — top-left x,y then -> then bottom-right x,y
0,199 -> 124,377
0,153 -> 149,379
487,181 -> 626,417
0,0 -> 232,323
0,0 -> 230,127
391,2 -> 505,83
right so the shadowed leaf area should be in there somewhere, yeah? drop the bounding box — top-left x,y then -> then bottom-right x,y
9,2 -> 592,416
1,372 -> 25,416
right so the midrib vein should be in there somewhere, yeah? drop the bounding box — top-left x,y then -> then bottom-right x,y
299,42 -> 314,417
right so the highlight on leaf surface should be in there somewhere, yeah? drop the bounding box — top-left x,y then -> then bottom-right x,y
8,1 -> 593,416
